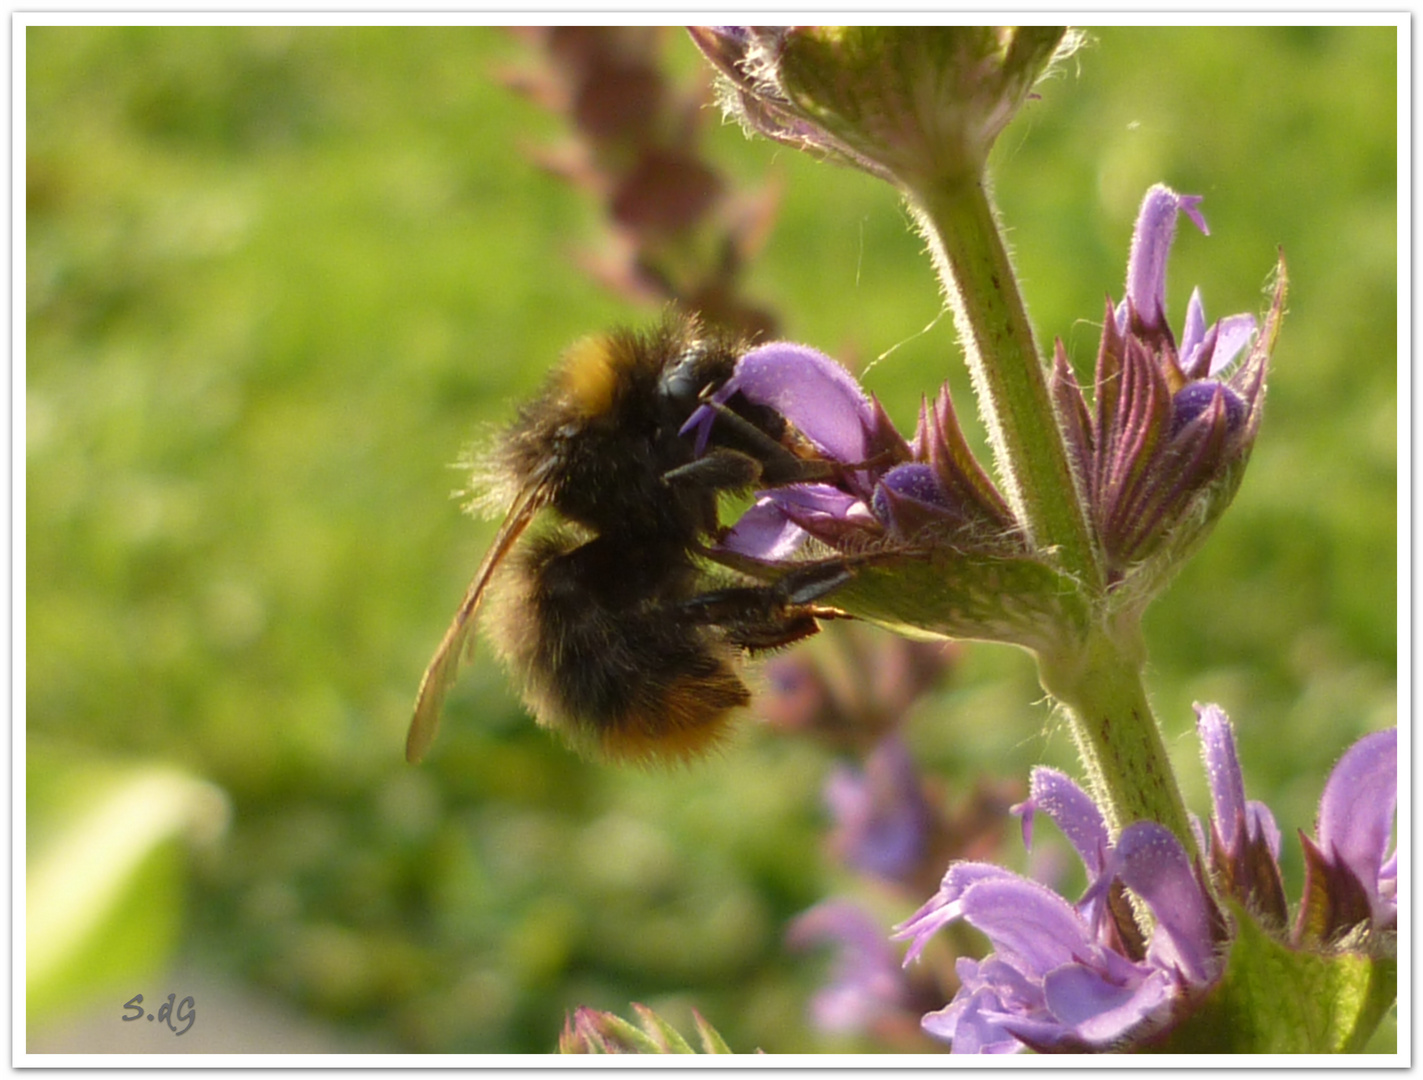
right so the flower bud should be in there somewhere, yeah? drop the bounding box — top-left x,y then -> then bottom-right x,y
689,26 -> 1077,192
1051,184 -> 1287,596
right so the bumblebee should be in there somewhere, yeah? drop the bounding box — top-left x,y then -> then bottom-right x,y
407,313 -> 853,764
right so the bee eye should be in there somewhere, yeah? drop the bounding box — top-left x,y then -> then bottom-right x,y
659,346 -> 712,408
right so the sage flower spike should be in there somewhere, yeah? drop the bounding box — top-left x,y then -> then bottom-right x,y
1051,184 -> 1288,597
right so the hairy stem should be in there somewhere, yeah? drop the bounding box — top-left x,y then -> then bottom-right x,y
1038,623 -> 1195,853
909,176 -> 1102,591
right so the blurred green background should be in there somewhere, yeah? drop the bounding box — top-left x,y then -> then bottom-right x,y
26,26 -> 1396,1054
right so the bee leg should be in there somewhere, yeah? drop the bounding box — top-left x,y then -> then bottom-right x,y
680,561 -> 854,622
773,560 -> 857,606
661,448 -> 765,491
676,561 -> 856,652
686,399 -> 840,486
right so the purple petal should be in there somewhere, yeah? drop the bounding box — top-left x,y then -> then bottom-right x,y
825,737 -> 931,884
1011,797 -> 1034,851
987,1012 -> 1090,1053
1180,197 -> 1209,235
767,484 -> 876,536
957,876 -> 1097,976
1379,850 -> 1398,908
1179,287 -> 1208,367
1041,964 -> 1174,1047
973,955 -> 1044,1013
1316,728 -> 1397,911
1122,185 -> 1208,334
924,987 -> 1023,1054
680,401 -> 717,456
717,494 -> 809,559
712,342 -> 874,463
787,900 -> 906,1034
1245,800 -> 1282,861
1196,703 -> 1246,856
1024,767 -> 1111,877
894,861 -> 1018,965
1113,823 -> 1217,986
719,483 -> 873,558
1180,310 -> 1260,382
1205,313 -> 1258,377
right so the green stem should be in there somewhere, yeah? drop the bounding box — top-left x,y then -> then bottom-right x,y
1037,623 -> 1195,852
909,176 -> 1102,591
909,174 -> 1194,845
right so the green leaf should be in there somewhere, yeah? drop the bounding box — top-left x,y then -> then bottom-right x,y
558,1003 -> 737,1054
595,1011 -> 666,1054
692,1008 -> 734,1054
630,1003 -> 696,1053
714,546 -> 1090,653
1146,903 -> 1396,1053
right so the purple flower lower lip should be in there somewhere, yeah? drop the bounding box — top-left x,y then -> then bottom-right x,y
716,493 -> 812,560
896,862 -> 1020,965
1039,965 -> 1174,1045
717,484 -> 872,559
912,865 -> 1191,1053
955,875 -> 1099,972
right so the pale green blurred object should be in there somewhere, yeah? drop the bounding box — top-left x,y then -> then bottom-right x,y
27,755 -> 229,1026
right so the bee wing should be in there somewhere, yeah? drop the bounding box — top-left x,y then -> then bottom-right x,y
406,480 -> 548,763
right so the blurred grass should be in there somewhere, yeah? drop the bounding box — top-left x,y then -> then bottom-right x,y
26,26 -> 1396,1053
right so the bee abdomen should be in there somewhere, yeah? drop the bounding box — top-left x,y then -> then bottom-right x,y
486,531 -> 751,763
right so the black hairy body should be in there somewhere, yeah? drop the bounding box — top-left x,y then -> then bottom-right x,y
408,314 -> 850,764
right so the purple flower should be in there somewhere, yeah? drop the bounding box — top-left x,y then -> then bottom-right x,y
1196,704 -> 1396,946
698,184 -> 1283,617
1051,184 -> 1287,582
825,737 -> 934,886
684,340 -> 899,558
683,340 -> 878,465
1297,726 -> 1398,943
787,900 -> 914,1036
687,339 -> 1019,560
1196,703 -> 1289,925
897,709 -> 1397,1053
897,768 -> 1222,1053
